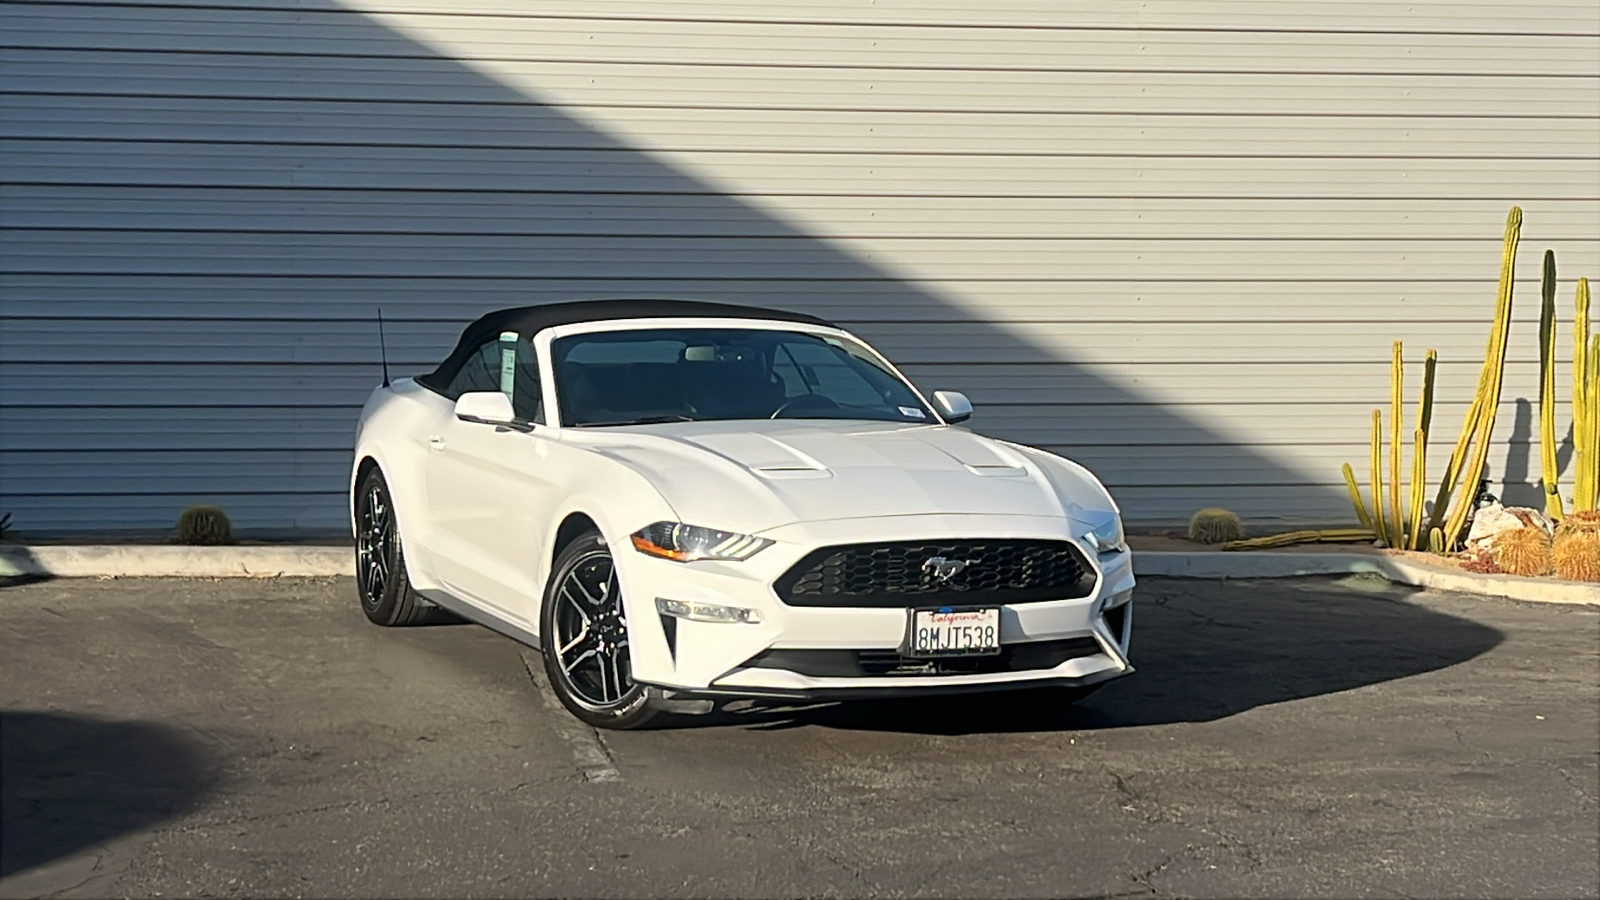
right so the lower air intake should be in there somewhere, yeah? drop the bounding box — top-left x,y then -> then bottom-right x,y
743,636 -> 1103,678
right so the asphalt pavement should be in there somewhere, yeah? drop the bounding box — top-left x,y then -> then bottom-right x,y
1,574 -> 1595,898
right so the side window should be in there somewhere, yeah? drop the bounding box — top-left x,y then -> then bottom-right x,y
444,342 -> 500,399
444,336 -> 544,423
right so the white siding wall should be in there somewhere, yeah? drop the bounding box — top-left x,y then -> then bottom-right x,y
2,0 -> 1597,532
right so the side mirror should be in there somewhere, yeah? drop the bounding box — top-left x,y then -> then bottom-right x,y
931,390 -> 973,424
454,391 -> 517,425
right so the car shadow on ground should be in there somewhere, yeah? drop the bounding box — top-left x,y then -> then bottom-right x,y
680,577 -> 1506,735
0,574 -> 55,589
0,711 -> 218,877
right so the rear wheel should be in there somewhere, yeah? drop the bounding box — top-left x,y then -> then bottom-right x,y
540,531 -> 658,730
354,468 -> 430,627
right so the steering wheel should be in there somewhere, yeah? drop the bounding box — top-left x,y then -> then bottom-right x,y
770,394 -> 841,419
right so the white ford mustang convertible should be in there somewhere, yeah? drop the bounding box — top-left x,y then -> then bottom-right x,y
352,299 -> 1134,728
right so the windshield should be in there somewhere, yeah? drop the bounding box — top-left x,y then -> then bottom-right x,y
551,328 -> 936,427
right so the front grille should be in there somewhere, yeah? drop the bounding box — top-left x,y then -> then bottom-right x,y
773,539 -> 1094,608
743,636 -> 1103,678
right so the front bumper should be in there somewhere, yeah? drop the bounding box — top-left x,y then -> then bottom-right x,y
614,514 -> 1136,698
650,665 -> 1131,703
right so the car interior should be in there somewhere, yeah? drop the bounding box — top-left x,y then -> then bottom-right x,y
560,352 -> 788,424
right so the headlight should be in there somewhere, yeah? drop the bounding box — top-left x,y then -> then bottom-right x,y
630,522 -> 774,562
1087,516 -> 1127,554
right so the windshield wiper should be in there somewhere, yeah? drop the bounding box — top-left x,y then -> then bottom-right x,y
576,414 -> 695,427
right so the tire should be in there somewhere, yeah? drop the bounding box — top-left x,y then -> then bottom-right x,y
540,530 -> 659,730
354,468 -> 431,627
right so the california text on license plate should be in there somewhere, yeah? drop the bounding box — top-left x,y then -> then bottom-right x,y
907,607 -> 1001,657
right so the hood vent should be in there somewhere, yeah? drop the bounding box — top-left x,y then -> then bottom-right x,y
752,465 -> 832,480
963,464 -> 1028,477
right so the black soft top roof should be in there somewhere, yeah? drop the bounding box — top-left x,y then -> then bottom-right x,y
417,298 -> 836,391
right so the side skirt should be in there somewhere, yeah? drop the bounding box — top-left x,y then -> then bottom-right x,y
415,587 -> 542,651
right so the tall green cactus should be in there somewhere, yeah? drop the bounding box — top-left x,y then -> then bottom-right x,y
1581,329 -> 1600,511
1342,462 -> 1375,532
1576,278 -> 1596,511
1370,409 -> 1387,546
1441,206 -> 1522,550
1408,350 -> 1437,549
1539,250 -> 1562,519
1388,341 -> 1404,548
1590,331 -> 1600,507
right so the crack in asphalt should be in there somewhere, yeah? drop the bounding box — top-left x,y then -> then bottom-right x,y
1108,768 -> 1175,826
1129,852 -> 1175,896
1108,767 -> 1268,889
1548,762 -> 1599,808
519,650 -> 622,783
816,845 -> 869,886
1145,592 -> 1252,632
37,850 -> 105,899
1195,824 -> 1264,872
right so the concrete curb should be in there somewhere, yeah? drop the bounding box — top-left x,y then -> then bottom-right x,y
3,544 -> 1596,606
1133,551 -> 1600,606
0,545 -> 351,579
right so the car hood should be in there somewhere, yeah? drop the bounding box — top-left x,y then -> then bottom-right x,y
566,420 -> 1117,535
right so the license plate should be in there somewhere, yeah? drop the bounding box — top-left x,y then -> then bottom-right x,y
906,607 -> 1001,657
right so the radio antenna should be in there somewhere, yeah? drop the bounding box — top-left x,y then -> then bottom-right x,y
377,307 -> 392,388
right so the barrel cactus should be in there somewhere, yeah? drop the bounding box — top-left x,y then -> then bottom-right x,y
176,505 -> 234,546
1188,508 -> 1244,545
1552,511 -> 1600,582
1491,526 -> 1553,577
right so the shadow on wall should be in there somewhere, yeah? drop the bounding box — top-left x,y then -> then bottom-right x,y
0,710 -> 218,877
708,576 -> 1504,735
1500,397 -> 1576,509
0,0 -> 1345,527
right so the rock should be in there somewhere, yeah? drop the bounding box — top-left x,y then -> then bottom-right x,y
1466,503 -> 1555,552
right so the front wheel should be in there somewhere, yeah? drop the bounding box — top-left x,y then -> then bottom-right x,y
540,531 -> 658,730
354,468 -> 430,627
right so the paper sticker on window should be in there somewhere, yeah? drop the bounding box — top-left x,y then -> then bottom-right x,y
899,406 -> 926,419
498,331 -> 518,398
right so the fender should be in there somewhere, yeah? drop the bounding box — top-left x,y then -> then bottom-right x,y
352,381 -> 450,593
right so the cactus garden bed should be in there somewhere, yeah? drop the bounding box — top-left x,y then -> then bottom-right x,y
1128,531 -> 1598,585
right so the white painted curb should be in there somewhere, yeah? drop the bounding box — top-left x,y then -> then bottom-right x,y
3,545 -> 1596,606
1134,551 -> 1600,606
0,545 -> 351,578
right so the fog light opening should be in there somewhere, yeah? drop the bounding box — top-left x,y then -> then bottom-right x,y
655,597 -> 763,625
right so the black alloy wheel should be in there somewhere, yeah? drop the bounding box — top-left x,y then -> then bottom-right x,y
354,468 -> 429,626
541,531 -> 657,729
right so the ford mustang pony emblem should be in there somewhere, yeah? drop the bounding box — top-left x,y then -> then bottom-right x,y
922,556 -> 976,583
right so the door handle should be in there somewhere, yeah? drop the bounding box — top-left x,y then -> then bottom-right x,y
427,435 -> 445,451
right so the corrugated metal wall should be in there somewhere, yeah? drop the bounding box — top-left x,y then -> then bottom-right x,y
2,0 -> 1597,532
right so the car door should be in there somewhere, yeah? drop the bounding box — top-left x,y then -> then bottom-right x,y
422,335 -> 557,623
